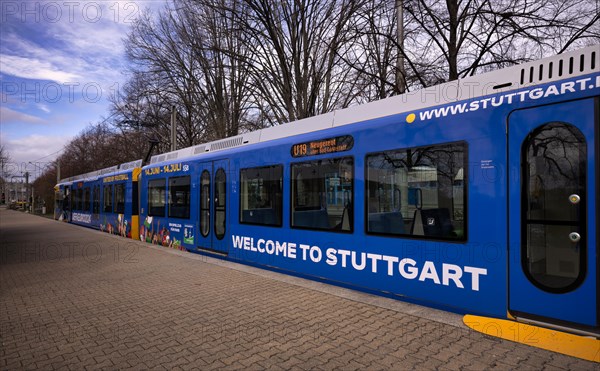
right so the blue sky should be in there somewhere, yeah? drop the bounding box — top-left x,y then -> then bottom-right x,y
1,0 -> 165,178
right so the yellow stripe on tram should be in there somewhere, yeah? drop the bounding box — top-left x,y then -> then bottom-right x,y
463,314 -> 600,362
131,215 -> 139,241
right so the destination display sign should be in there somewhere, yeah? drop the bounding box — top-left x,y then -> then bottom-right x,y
103,174 -> 129,183
291,135 -> 354,158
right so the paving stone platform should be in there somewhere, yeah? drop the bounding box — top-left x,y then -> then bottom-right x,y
1,208 -> 597,370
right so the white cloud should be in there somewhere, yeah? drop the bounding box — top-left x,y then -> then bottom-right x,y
0,106 -> 46,125
0,2 -> 157,87
1,24 -> 123,87
0,0 -> 166,180
1,1 -> 170,90
1,133 -> 71,178
0,54 -> 82,84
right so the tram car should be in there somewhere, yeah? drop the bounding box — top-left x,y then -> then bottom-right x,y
54,160 -> 142,239
58,46 -> 599,337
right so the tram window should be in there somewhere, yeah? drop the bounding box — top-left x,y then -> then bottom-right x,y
115,183 -> 126,214
366,142 -> 466,241
93,186 -> 100,215
240,165 -> 283,226
169,176 -> 191,219
83,187 -> 90,212
64,188 -> 70,210
78,188 -> 84,210
72,189 -> 77,210
75,189 -> 81,210
148,179 -> 166,217
73,189 -> 79,210
103,185 -> 113,213
291,157 -> 353,232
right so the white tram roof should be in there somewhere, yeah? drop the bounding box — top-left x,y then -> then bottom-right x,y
58,159 -> 142,184
148,45 -> 599,165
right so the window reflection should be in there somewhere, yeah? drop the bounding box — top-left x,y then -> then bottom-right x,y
291,157 -> 354,232
366,142 -> 466,240
200,170 -> 210,237
214,168 -> 226,240
523,122 -> 586,291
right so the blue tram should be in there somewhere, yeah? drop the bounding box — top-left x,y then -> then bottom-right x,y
54,160 -> 142,239
60,46 -> 600,337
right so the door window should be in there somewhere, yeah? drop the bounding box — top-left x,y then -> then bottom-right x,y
84,188 -> 91,212
522,122 -> 587,292
200,170 -> 210,237
103,185 -> 113,213
115,183 -> 126,214
93,186 -> 100,215
214,168 -> 226,240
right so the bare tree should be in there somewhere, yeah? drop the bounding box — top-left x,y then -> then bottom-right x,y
30,123 -> 147,213
109,71 -> 176,154
32,165 -> 58,214
0,145 -> 11,177
178,0 -> 256,138
0,145 -> 12,204
122,7 -> 205,148
338,0 -> 407,101
112,0 -> 256,148
111,0 -> 599,147
54,123 -> 143,179
402,0 -> 600,84
228,0 -> 366,124
339,0 -> 599,98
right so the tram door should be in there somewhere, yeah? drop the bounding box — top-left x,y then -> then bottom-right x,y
508,98 -> 598,329
196,160 -> 229,254
64,186 -> 72,222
